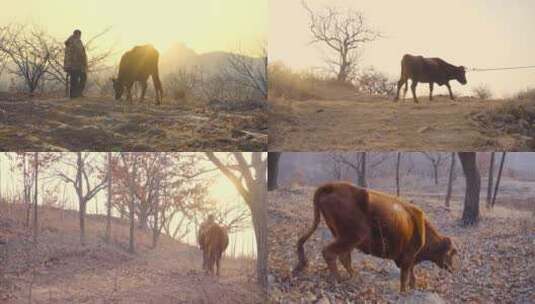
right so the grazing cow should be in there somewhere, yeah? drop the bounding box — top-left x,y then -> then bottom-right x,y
112,45 -> 163,105
198,222 -> 229,276
294,182 -> 459,292
395,54 -> 467,103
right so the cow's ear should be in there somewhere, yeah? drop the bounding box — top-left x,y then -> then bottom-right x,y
460,66 -> 466,71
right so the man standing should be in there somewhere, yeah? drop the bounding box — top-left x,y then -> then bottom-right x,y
64,29 -> 87,98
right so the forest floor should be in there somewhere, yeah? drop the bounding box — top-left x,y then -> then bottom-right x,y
269,95 -> 535,151
267,185 -> 535,303
0,203 -> 264,304
0,95 -> 267,151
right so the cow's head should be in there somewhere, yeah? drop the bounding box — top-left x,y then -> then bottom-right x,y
111,78 -> 124,100
457,66 -> 467,85
436,237 -> 460,273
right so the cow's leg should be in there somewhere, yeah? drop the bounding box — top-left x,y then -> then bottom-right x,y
126,84 -> 133,102
152,74 -> 163,105
429,83 -> 434,101
409,265 -> 417,289
395,78 -> 404,101
140,81 -> 148,102
322,238 -> 354,282
338,251 -> 354,278
410,80 -> 418,103
400,264 -> 410,292
446,82 -> 455,100
216,253 -> 222,276
403,80 -> 409,100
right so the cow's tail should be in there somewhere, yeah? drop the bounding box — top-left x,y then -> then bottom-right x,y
293,186 -> 325,274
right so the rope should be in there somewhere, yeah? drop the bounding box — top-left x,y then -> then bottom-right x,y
468,65 -> 535,72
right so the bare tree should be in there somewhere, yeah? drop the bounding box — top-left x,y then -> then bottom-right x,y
486,152 -> 495,207
395,152 -> 401,196
58,152 -> 108,245
105,152 -> 113,243
422,152 -> 446,185
205,152 -> 267,287
490,152 -> 506,208
0,24 -> 59,93
302,1 -> 381,82
330,152 -> 389,187
268,152 -> 281,191
458,152 -> 480,225
32,152 -> 39,243
119,153 -> 139,254
445,153 -> 456,208
224,42 -> 267,99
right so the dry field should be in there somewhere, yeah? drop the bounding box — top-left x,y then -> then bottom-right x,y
269,96 -> 535,151
0,96 -> 267,151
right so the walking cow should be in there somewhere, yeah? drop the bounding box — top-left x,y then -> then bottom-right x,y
394,54 -> 467,103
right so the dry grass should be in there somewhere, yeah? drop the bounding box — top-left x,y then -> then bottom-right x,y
269,95 -> 519,151
0,96 -> 266,151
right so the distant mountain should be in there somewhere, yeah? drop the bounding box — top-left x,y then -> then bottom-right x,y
159,42 -> 264,77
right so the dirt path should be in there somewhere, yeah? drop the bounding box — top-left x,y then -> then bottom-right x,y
0,97 -> 266,151
269,97 -> 522,151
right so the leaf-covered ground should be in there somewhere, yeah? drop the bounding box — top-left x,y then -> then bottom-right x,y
0,203 -> 263,303
267,185 -> 535,303
0,97 -> 266,151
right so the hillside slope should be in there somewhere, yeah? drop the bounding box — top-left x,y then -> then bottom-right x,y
0,204 -> 263,304
269,96 -> 533,151
267,186 -> 534,303
0,97 -> 266,151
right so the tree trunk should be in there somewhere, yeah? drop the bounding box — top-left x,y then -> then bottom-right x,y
128,160 -> 137,254
105,152 -> 112,243
395,152 -> 401,196
445,153 -> 456,207
23,154 -> 31,227
458,152 -> 480,225
433,164 -> 439,185
267,152 -> 281,191
486,152 -> 495,207
251,179 -> 267,288
33,152 -> 39,243
357,152 -> 367,188
79,200 -> 86,245
491,152 -> 506,208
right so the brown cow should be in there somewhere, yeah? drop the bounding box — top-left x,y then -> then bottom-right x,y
394,54 -> 467,103
294,182 -> 459,292
112,44 -> 163,105
198,221 -> 229,276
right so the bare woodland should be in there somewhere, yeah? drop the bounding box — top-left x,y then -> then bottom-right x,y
0,152 -> 267,303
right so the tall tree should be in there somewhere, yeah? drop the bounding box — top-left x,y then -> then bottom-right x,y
491,152 -> 506,208
268,152 -> 281,191
395,152 -> 401,196
302,1 -> 381,82
458,152 -> 481,225
32,152 -> 39,242
445,153 -> 456,208
205,152 -> 267,288
422,152 -> 446,185
105,152 -> 113,243
58,152 -> 108,245
486,152 -> 495,207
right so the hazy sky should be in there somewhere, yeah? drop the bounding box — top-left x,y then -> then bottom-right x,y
1,0 -> 267,56
0,153 -> 256,257
270,0 -> 535,97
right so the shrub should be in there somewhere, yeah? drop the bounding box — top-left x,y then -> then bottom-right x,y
472,84 -> 492,100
